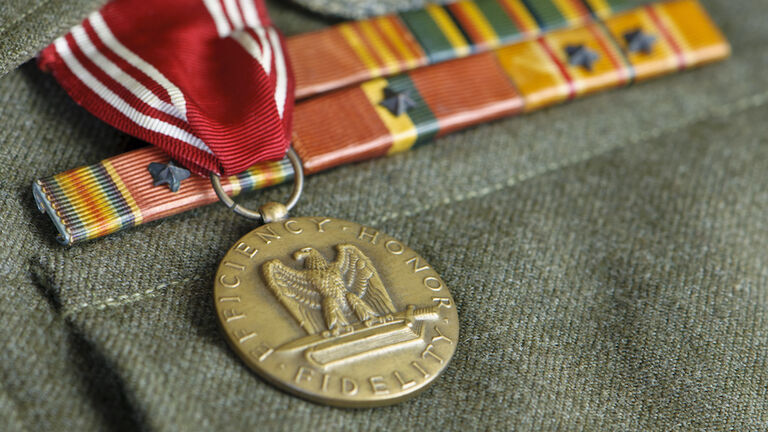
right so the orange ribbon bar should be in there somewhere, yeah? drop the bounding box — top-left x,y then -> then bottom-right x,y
34,0 -> 729,244
289,0 -> 652,99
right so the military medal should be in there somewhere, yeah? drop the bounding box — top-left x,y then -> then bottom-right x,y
31,0 -> 730,408
210,149 -> 459,406
34,0 -> 729,245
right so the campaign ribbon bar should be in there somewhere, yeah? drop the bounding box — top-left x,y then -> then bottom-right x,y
289,0 -> 653,99
35,0 -> 729,245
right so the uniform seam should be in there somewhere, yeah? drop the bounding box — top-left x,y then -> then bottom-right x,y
62,277 -> 201,318
61,89 -> 768,316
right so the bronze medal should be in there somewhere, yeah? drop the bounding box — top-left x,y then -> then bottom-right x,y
209,150 -> 458,407
214,217 -> 458,407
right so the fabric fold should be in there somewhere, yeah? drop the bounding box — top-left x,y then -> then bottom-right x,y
38,0 -> 295,176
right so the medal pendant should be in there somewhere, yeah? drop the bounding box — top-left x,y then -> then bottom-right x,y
210,150 -> 457,406
214,217 -> 459,407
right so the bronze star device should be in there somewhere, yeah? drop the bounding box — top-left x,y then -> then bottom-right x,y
214,217 -> 459,407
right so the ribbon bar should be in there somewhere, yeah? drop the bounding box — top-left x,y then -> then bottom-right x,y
34,148 -> 292,244
34,0 -> 729,244
289,0 -> 651,99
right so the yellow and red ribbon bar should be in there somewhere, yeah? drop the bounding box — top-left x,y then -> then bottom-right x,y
290,0 -> 651,99
293,0 -> 728,172
34,0 -> 729,245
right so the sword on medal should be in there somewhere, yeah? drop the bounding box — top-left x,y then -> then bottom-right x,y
32,0 -> 729,406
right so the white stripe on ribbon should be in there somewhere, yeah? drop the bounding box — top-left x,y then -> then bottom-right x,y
70,24 -> 185,121
254,26 -> 272,75
268,28 -> 287,118
223,0 -> 244,31
202,0 -> 232,37
54,37 -> 213,155
232,30 -> 272,75
89,12 -> 188,120
239,0 -> 260,28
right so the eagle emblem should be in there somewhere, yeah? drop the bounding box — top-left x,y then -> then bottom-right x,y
262,245 -> 397,336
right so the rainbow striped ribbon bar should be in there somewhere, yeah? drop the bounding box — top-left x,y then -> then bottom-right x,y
33,147 -> 292,244
290,0 -> 649,99
35,0 -> 729,245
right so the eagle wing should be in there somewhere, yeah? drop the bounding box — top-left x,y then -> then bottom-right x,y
262,260 -> 325,334
333,244 -> 397,315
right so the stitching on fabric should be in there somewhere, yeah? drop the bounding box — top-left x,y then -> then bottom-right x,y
63,90 -> 768,316
62,277 -> 200,318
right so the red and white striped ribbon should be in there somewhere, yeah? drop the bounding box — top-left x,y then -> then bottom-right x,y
38,0 -> 294,176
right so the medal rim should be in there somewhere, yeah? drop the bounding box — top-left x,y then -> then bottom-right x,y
213,216 -> 459,408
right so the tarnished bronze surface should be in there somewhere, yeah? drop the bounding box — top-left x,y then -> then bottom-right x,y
214,217 -> 459,407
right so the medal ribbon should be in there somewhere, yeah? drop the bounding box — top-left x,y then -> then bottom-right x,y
37,0 -> 649,178
34,0 -> 729,245
38,0 -> 294,176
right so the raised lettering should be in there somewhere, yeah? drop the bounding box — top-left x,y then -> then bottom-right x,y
254,225 -> 281,244
423,276 -> 444,292
368,376 -> 389,395
222,309 -> 245,322
284,220 -> 303,234
233,329 -> 257,343
406,256 -> 430,273
393,371 -> 416,390
249,343 -> 274,362
385,240 -> 405,255
411,361 -> 430,379
219,274 -> 240,289
321,374 -> 330,392
421,344 -> 445,364
223,261 -> 245,271
312,218 -> 331,232
234,242 -> 258,259
432,297 -> 452,308
432,326 -> 453,345
358,227 -> 379,244
295,366 -> 314,384
341,377 -> 358,395
218,296 -> 241,303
